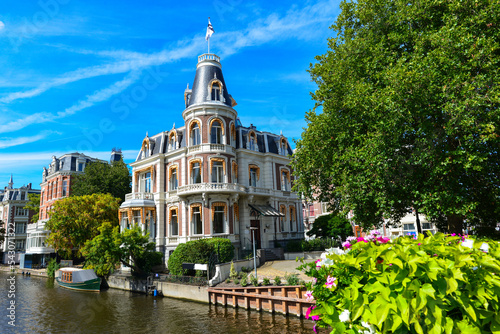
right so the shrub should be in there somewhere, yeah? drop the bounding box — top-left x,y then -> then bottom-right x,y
262,277 -> 270,286
273,276 -> 281,286
225,278 -> 231,284
241,277 -> 248,287
285,239 -> 303,252
285,273 -> 299,286
234,279 -> 240,285
46,258 -> 60,278
167,238 -> 235,275
300,232 -> 500,334
249,274 -> 259,287
229,261 -> 238,279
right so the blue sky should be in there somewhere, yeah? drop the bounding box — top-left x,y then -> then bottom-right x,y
0,0 -> 340,189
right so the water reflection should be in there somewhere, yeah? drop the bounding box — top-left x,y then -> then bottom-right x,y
0,272 -> 317,334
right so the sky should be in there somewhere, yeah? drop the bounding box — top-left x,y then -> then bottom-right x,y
0,0 -> 341,189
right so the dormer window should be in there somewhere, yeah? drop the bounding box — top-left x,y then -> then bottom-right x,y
211,83 -> 221,101
169,132 -> 176,150
211,120 -> 222,144
191,122 -> 200,146
280,138 -> 288,156
248,132 -> 258,151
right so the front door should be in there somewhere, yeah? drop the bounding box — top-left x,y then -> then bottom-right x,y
250,220 -> 261,249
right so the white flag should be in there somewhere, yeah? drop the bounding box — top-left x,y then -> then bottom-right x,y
205,18 -> 214,41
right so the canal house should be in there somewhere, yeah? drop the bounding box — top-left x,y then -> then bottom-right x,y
119,53 -> 304,264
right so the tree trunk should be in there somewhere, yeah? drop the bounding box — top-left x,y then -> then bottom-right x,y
447,214 -> 463,235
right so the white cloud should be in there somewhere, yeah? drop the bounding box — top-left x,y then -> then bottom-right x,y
0,71 -> 142,133
0,130 -> 59,149
0,21 -> 5,30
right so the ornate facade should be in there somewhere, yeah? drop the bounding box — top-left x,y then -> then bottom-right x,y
119,54 -> 304,263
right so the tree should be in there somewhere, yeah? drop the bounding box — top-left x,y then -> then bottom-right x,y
292,0 -> 500,235
81,222 -> 163,277
45,193 -> 121,258
71,160 -> 131,202
24,193 -> 41,223
307,212 -> 353,241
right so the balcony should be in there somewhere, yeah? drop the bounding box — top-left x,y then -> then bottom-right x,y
187,143 -> 235,155
177,183 -> 247,196
247,186 -> 271,196
125,192 -> 154,201
198,53 -> 220,63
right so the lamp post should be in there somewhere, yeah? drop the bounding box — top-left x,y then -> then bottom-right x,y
250,227 -> 258,278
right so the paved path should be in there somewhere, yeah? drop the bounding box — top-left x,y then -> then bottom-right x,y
254,259 -> 316,282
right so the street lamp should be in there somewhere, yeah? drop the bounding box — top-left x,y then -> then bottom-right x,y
250,227 -> 258,278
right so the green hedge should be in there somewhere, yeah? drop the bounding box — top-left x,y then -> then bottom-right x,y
285,238 -> 336,252
167,238 -> 234,276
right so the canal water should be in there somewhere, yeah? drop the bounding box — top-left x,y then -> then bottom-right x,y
0,271 -> 316,334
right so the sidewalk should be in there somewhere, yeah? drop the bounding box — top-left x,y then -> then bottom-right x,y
255,259 -> 315,282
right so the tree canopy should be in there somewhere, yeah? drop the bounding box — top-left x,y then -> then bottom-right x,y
307,212 -> 353,241
24,193 -> 41,224
81,222 -> 162,277
292,0 -> 500,235
45,193 -> 121,258
71,159 -> 131,202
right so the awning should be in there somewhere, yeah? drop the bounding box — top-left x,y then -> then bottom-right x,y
248,204 -> 284,217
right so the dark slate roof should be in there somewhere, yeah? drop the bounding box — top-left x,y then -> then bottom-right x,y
187,60 -> 232,107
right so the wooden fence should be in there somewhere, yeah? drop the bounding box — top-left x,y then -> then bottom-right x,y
208,286 -> 314,317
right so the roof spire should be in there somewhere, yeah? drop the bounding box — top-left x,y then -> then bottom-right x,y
8,174 -> 13,189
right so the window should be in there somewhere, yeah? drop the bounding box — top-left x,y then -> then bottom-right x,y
212,160 -> 224,183
249,132 -> 257,151
191,123 -> 200,146
15,240 -> 24,251
249,168 -> 258,187
170,208 -> 178,236
403,224 -> 415,231
21,192 -> 26,200
281,170 -> 290,191
211,83 -> 221,101
145,210 -> 155,239
232,162 -> 238,183
321,202 -> 329,214
170,167 -> 178,190
280,139 -> 288,156
280,205 -> 286,232
211,120 -> 222,144
121,214 -> 130,230
169,134 -> 176,150
15,207 -> 28,216
212,204 -> 225,234
192,205 -> 202,235
191,161 -> 201,184
422,223 -> 432,230
133,210 -> 142,225
15,223 -> 26,234
140,172 -> 152,193
78,163 -> 84,172
309,205 -> 315,217
62,180 -> 68,197
289,206 -> 296,232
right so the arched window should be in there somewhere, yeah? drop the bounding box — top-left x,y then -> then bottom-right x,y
211,83 -> 221,101
280,138 -> 288,156
169,207 -> 178,236
212,202 -> 227,234
211,158 -> 225,183
169,132 -> 176,150
281,169 -> 290,191
248,164 -> 260,187
249,132 -> 257,151
190,122 -> 200,146
191,204 -> 203,235
289,206 -> 296,232
169,166 -> 178,190
211,120 -> 222,144
280,205 -> 286,232
232,161 -> 238,183
190,160 -> 202,184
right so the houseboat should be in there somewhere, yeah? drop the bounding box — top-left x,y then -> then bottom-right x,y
56,268 -> 101,292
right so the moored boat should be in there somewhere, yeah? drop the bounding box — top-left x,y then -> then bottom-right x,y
56,268 -> 101,292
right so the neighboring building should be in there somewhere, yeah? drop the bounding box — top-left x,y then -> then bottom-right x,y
24,152 -> 111,267
0,175 -> 40,264
119,53 -> 303,264
302,200 -> 331,238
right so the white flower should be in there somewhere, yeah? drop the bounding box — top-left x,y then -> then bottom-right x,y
339,309 -> 350,322
480,243 -> 489,253
461,238 -> 474,249
361,321 -> 376,334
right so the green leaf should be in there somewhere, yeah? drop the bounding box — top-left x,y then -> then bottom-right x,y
421,283 -> 436,299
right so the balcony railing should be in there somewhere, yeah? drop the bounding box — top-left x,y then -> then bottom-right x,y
198,53 -> 220,63
177,183 -> 247,196
187,143 -> 234,154
247,186 -> 271,195
125,192 -> 155,201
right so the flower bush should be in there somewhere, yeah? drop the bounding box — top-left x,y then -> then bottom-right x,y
300,232 -> 500,333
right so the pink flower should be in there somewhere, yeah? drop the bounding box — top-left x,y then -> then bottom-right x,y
357,237 -> 368,243
313,324 -> 318,333
376,236 -> 390,244
451,233 -> 456,236
315,259 -> 322,268
313,277 -> 317,284
306,305 -> 316,320
342,241 -> 351,249
325,275 -> 337,289
418,243 -> 421,246
304,290 -> 314,301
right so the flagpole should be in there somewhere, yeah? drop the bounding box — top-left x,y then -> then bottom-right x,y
208,38 -> 210,54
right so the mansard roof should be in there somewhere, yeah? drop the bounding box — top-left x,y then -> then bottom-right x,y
186,54 -> 232,108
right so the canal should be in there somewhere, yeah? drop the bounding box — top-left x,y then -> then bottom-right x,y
0,271 -> 316,333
